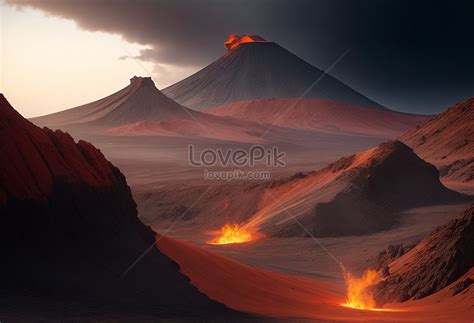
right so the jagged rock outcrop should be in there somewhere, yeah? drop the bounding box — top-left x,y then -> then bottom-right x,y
373,205 -> 474,305
400,97 -> 474,182
365,244 -> 416,276
0,94 -> 233,316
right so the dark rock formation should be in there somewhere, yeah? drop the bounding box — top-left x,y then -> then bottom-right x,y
311,141 -> 466,236
0,94 -> 233,317
365,243 -> 416,275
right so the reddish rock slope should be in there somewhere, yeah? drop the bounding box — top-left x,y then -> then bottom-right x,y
374,205 -> 474,305
31,76 -> 193,127
208,98 -> 431,138
400,97 -> 474,182
250,141 -> 466,237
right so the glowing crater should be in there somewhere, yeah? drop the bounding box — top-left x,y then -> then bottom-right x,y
224,34 -> 269,50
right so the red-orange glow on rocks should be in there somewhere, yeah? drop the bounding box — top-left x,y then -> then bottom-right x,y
207,224 -> 253,245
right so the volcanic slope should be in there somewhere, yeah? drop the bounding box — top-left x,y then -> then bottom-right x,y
32,76 -> 194,127
247,141 -> 465,237
400,97 -> 474,182
156,234 -> 474,321
162,35 -> 386,111
209,98 -> 431,138
0,94 -> 236,318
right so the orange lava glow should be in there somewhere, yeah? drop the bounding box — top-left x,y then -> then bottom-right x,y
207,224 -> 253,245
224,34 -> 268,50
342,268 -> 378,310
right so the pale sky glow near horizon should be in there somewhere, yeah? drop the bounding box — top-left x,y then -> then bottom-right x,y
0,3 -> 197,118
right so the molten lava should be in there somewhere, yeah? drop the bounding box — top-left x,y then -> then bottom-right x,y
207,224 -> 253,245
224,34 -> 268,50
342,268 -> 378,310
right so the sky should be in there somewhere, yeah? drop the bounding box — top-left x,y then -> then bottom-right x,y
1,0 -> 474,117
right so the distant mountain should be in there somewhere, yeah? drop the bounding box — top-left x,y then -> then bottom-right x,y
209,98 -> 430,138
31,76 -> 197,128
400,97 -> 474,182
374,205 -> 474,305
0,94 -> 232,316
162,35 -> 386,111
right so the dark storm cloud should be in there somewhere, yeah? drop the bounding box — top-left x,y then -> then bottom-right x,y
6,0 -> 474,113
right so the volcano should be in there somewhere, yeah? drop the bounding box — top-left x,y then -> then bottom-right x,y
400,97 -> 474,182
0,94 -> 234,317
162,35 -> 386,111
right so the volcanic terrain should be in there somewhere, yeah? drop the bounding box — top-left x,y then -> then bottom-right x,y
154,209 -> 474,321
11,33 -> 473,323
138,141 -> 466,238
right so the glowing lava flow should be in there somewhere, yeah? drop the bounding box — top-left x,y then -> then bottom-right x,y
224,34 -> 268,50
207,224 -> 253,245
342,268 -> 378,310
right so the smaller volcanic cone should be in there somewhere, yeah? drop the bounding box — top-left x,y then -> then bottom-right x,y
207,224 -> 253,245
